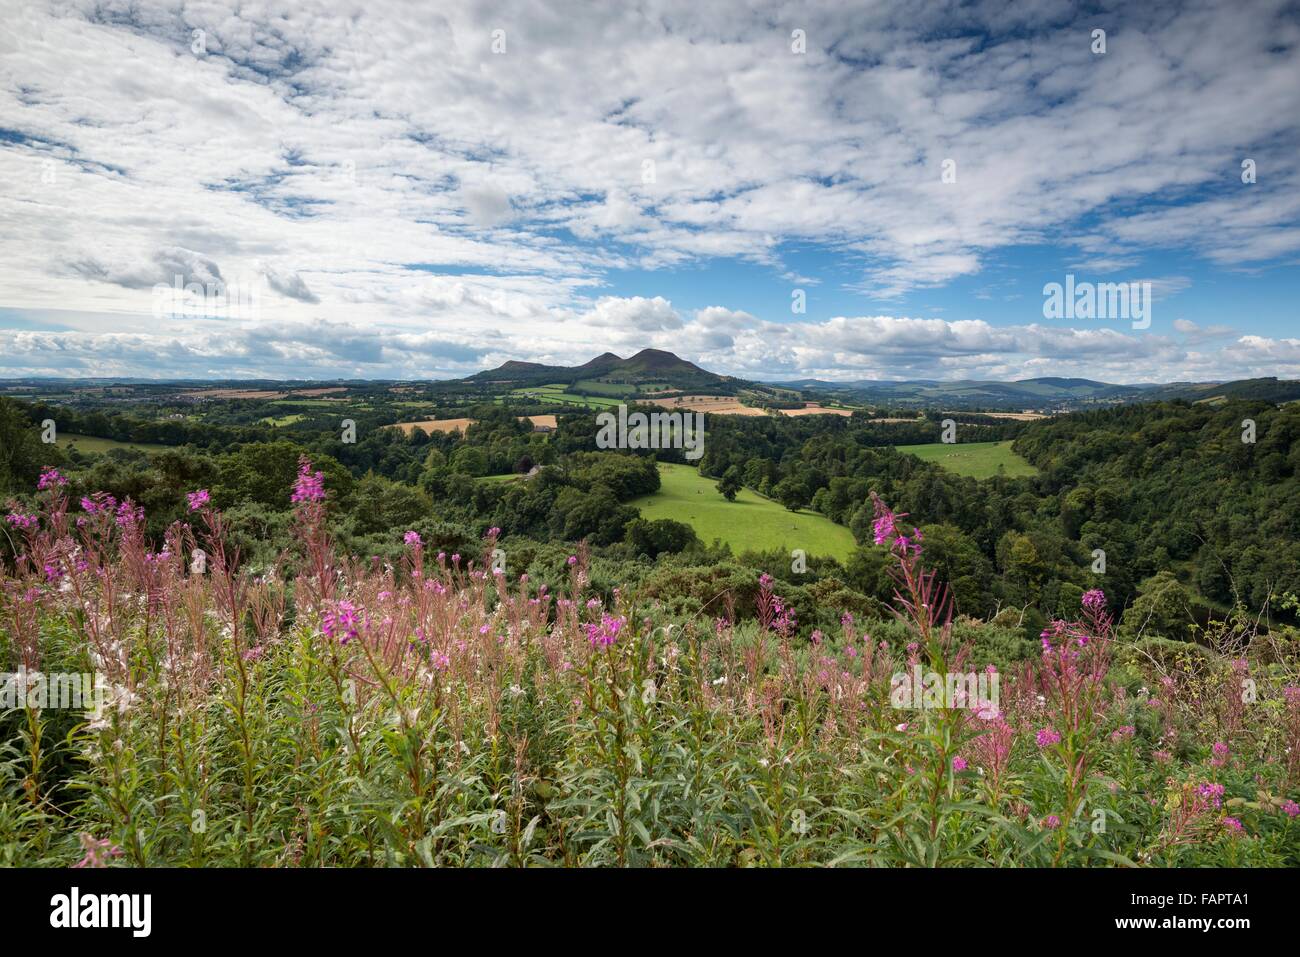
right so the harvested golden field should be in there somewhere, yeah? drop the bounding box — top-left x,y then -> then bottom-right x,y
393,414 -> 557,435
392,417 -> 476,435
649,395 -> 768,416
940,411 -> 1049,421
185,389 -> 288,400
778,403 -> 854,417
519,414 -> 558,429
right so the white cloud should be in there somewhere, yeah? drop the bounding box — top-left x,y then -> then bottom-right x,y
0,0 -> 1296,379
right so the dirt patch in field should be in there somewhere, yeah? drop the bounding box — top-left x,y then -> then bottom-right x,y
291,387 -> 348,397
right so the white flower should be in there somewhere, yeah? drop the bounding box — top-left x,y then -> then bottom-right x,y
712,676 -> 727,686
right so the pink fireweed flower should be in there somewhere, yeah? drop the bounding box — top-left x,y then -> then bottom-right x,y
1281,800 -> 1299,818
872,510 -> 897,546
1036,728 -> 1062,748
186,489 -> 211,512
72,833 -> 122,869
1081,589 -> 1107,614
1043,815 -> 1061,830
952,756 -> 968,772
585,613 -> 626,649
485,526 -> 501,538
291,457 -> 326,504
80,492 -> 117,515
1223,817 -> 1244,835
1210,741 -> 1230,767
37,466 -> 67,490
5,512 -> 38,530
870,495 -> 923,556
114,500 -> 143,529
893,527 -> 923,556
404,530 -> 422,547
1110,725 -> 1136,743
431,651 -> 450,671
1197,782 -> 1226,809
567,555 -> 577,566
322,600 -> 361,644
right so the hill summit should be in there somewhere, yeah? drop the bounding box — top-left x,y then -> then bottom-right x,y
468,349 -> 726,389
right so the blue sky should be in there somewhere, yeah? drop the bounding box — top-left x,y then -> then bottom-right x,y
0,0 -> 1298,383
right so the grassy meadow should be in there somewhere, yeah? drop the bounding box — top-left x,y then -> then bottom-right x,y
55,433 -> 167,454
898,440 -> 1037,479
629,462 -> 857,560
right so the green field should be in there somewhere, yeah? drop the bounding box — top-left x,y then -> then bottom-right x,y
629,463 -> 857,561
573,379 -> 636,396
261,414 -> 306,426
269,399 -> 364,409
56,434 -> 167,454
506,385 -> 623,409
898,440 -> 1037,479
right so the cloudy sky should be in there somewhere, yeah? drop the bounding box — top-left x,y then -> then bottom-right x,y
1,0 -> 1298,383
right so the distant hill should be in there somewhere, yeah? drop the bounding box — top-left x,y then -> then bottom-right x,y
459,353 -> 1300,410
773,375 -> 1300,411
466,349 -> 735,390
772,376 -> 1147,409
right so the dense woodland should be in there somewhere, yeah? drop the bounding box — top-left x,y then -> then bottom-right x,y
2,393 -> 1298,653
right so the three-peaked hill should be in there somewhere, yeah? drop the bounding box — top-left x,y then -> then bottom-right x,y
458,351 -> 1300,411
467,348 -> 737,391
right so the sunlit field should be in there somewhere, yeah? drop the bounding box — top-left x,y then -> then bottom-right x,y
628,463 -> 858,561
899,441 -> 1038,479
